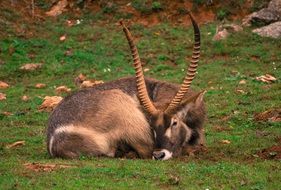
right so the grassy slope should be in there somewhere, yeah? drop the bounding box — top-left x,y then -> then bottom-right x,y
0,12 -> 281,190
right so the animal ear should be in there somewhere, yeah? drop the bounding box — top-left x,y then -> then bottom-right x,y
175,90 -> 206,116
194,90 -> 206,108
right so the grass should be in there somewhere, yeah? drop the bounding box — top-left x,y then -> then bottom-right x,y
0,10 -> 281,190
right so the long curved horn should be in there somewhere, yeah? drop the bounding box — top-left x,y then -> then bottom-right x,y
164,12 -> 200,115
120,21 -> 159,116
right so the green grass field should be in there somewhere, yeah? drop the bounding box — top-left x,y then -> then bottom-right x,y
0,11 -> 281,189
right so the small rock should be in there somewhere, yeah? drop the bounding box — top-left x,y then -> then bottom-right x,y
213,28 -> 229,41
243,0 -> 281,26
253,21 -> 281,38
213,23 -> 243,41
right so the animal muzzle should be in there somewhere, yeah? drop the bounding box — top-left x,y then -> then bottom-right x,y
153,149 -> 173,160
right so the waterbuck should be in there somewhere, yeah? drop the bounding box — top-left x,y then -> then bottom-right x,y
47,12 -> 206,160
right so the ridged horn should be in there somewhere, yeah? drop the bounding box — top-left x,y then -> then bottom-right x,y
164,12 -> 200,115
120,21 -> 159,116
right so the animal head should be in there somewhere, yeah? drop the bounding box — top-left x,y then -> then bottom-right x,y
120,12 -> 204,160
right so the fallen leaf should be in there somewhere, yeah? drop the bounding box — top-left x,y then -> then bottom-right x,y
78,73 -> 86,81
1,111 -> 12,116
144,68 -> 150,72
236,89 -> 246,94
22,95 -> 29,101
256,74 -> 277,83
239,80 -> 246,84
74,73 -> 87,86
254,108 -> 281,122
39,96 -> 63,112
55,86 -> 71,94
0,93 -> 6,100
6,141 -> 25,148
64,49 -> 73,56
220,140 -> 231,144
0,81 -> 9,89
24,163 -> 74,172
20,63 -> 42,71
168,175 -> 180,185
66,20 -> 74,27
35,83 -> 46,88
59,35 -> 66,41
45,0 -> 68,17
80,80 -> 104,88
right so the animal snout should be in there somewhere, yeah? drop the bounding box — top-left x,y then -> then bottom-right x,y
153,149 -> 173,160
153,151 -> 165,160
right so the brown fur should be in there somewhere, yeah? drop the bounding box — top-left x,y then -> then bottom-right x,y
47,77 -> 206,159
47,89 -> 153,159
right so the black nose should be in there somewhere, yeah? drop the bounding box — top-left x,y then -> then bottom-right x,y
153,151 -> 165,160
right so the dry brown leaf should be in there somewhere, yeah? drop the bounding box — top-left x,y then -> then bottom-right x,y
35,83 -> 46,88
22,95 -> 29,101
2,111 -> 12,116
39,96 -> 63,112
66,20 -> 74,27
0,81 -> 9,89
55,86 -> 71,94
6,141 -> 25,148
256,74 -> 277,83
0,93 -> 6,101
64,49 -> 73,56
24,163 -> 74,172
80,80 -> 104,88
74,73 -> 87,86
20,63 -> 42,71
144,68 -> 150,72
236,89 -> 246,94
220,140 -> 231,144
59,35 -> 66,41
239,80 -> 246,84
254,108 -> 281,123
45,0 -> 68,17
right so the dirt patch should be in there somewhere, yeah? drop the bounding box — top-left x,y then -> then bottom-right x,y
257,137 -> 281,160
254,108 -> 281,122
24,162 -> 75,172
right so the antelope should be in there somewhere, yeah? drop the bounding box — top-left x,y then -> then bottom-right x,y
47,12 -> 206,160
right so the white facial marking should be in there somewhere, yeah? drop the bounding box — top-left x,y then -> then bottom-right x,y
165,127 -> 172,138
154,130 -> 157,138
159,149 -> 173,160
